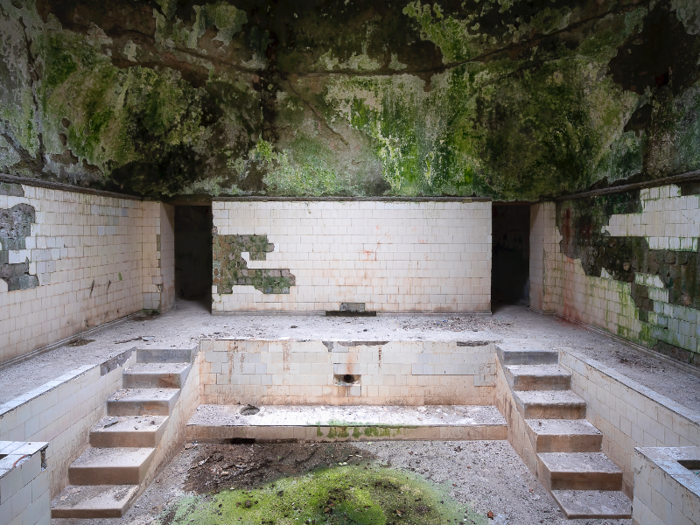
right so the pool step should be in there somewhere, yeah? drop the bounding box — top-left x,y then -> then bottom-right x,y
496,343 -> 631,520
551,490 -> 632,519
107,388 -> 180,416
513,390 -> 586,419
52,347 -> 196,519
68,447 -> 155,485
525,419 -> 602,453
51,485 -> 139,519
496,345 -> 559,366
90,416 -> 169,448
504,364 -> 571,391
123,362 -> 192,388
137,347 -> 196,364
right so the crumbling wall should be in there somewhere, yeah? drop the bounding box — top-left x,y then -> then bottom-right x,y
0,180 -> 172,364
211,199 -> 491,313
531,183 -> 700,367
0,1 -> 699,200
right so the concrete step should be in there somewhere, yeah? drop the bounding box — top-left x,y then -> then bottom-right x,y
496,345 -> 559,366
137,348 -> 195,364
513,390 -> 586,419
123,362 -> 191,388
504,364 -> 571,391
551,490 -> 632,519
537,452 -> 623,491
525,419 -> 603,453
107,388 -> 180,416
68,447 -> 155,485
51,485 -> 139,518
90,416 -> 169,448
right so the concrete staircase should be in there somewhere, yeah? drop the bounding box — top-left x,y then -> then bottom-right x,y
51,348 -> 194,518
497,346 -> 632,519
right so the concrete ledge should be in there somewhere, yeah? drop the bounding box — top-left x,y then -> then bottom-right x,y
186,404 -> 507,442
633,446 -> 700,525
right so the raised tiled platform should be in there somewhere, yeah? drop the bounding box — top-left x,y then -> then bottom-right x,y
186,404 -> 507,442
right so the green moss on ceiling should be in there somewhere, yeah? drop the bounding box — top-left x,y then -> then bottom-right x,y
0,0 -> 698,199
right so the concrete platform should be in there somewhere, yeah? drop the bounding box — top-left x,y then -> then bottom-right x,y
551,490 -> 632,519
51,485 -> 139,518
186,404 -> 507,442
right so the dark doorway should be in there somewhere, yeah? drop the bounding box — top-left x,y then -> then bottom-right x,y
492,204 -> 530,308
175,205 -> 212,301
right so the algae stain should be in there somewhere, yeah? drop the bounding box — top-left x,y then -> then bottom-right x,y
158,465 -> 483,525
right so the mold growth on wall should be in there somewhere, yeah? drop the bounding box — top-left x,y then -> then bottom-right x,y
0,0 -> 698,199
556,184 -> 700,365
213,234 -> 296,294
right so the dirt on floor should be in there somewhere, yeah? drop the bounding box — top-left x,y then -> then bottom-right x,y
183,442 -> 377,494
52,440 -> 632,525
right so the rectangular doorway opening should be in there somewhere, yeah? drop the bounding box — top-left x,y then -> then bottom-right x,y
175,205 -> 212,308
492,203 -> 530,310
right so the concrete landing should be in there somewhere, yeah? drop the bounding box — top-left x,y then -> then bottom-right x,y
186,405 -> 507,442
551,490 -> 632,519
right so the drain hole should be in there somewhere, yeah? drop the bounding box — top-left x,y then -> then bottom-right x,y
335,374 -> 361,385
227,438 -> 256,444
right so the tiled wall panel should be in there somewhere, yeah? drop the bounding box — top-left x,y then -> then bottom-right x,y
0,182 -> 172,364
212,200 -> 491,313
530,185 -> 700,366
200,340 -> 496,405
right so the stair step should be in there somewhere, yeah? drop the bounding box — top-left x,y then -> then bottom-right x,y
69,447 -> 155,485
513,390 -> 586,419
538,452 -> 623,491
123,362 -> 192,388
525,419 -> 603,453
51,485 -> 139,518
505,364 -> 571,391
551,490 -> 632,519
137,348 -> 195,364
90,416 -> 169,448
496,344 -> 559,366
107,388 -> 180,416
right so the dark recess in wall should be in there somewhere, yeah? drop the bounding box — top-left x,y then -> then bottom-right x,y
492,204 -> 530,308
175,206 -> 212,301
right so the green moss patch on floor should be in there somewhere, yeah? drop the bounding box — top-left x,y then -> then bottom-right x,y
159,464 -> 485,524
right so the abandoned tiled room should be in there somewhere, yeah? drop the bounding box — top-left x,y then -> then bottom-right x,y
1,1 -> 700,525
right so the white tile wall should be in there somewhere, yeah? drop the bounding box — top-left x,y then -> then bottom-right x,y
212,200 -> 492,313
530,185 -> 700,356
0,184 -> 174,364
200,340 -> 496,405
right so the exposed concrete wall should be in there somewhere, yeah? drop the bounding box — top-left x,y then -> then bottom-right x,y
212,200 -> 492,313
560,350 -> 700,497
200,340 -> 496,406
0,350 -> 136,498
0,180 -> 176,364
530,184 -> 700,368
